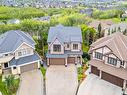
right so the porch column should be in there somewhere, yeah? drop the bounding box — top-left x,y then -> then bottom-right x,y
123,80 -> 127,89
38,60 -> 40,68
47,58 -> 49,66
99,70 -> 102,79
65,58 -> 67,67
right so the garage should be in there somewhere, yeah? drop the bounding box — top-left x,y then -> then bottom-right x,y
91,66 -> 100,76
49,58 -> 65,65
102,72 -> 124,87
67,57 -> 75,64
20,63 -> 38,73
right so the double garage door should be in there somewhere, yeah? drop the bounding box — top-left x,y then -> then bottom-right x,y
102,72 -> 124,87
20,63 -> 38,73
91,66 -> 124,87
49,58 -> 65,65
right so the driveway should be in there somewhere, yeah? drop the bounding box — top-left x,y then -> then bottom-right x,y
77,74 -> 122,95
17,70 -> 44,95
46,64 -> 78,95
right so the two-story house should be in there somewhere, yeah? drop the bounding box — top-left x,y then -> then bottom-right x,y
46,25 -> 83,66
89,32 -> 127,89
0,30 -> 41,75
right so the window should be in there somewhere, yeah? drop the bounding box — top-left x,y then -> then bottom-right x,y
121,61 -> 126,67
4,63 -> 8,68
67,44 -> 69,48
5,54 -> 8,56
53,45 -> 61,52
107,57 -> 117,66
22,49 -> 27,55
95,52 -> 103,60
73,44 -> 78,50
13,67 -> 17,69
18,52 -> 22,56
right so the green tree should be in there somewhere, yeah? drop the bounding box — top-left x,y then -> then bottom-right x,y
97,23 -> 102,38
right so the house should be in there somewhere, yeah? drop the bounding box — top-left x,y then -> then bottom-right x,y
89,32 -> 127,89
46,25 -> 83,66
0,30 -> 41,75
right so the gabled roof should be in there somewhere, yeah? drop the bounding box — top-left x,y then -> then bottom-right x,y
47,25 -> 82,43
0,30 -> 35,54
90,32 -> 127,61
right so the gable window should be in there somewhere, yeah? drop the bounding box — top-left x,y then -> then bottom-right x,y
53,44 -> 61,52
18,52 -> 22,56
73,44 -> 78,50
107,57 -> 117,66
95,52 -> 103,60
121,61 -> 126,67
67,44 -> 69,48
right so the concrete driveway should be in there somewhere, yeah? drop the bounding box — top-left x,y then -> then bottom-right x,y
17,70 -> 44,95
77,74 -> 122,95
46,64 -> 78,95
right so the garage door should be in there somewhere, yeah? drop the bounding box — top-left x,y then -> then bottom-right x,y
102,72 -> 124,87
20,63 -> 38,73
49,58 -> 65,65
91,66 -> 100,76
67,57 -> 75,64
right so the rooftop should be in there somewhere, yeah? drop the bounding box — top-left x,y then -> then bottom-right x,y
0,30 -> 35,54
47,25 -> 82,43
90,32 -> 127,61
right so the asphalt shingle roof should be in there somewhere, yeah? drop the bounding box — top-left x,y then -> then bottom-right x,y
47,25 -> 82,43
9,53 -> 41,66
90,32 -> 127,61
0,30 -> 35,54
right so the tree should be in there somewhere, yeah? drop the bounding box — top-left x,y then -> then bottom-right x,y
4,75 -> 18,95
97,23 -> 102,38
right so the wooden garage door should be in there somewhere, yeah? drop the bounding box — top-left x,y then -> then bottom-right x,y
67,57 -> 75,64
102,72 -> 124,87
91,66 -> 100,76
49,58 -> 65,65
20,63 -> 38,73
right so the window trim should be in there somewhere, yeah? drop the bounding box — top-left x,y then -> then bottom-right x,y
53,44 -> 61,52
107,57 -> 117,66
73,44 -> 78,50
94,52 -> 103,60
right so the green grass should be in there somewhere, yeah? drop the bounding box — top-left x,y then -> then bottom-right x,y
40,66 -> 46,77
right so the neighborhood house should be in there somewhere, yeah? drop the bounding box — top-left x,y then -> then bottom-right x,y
89,32 -> 127,89
46,25 -> 83,66
0,30 -> 41,75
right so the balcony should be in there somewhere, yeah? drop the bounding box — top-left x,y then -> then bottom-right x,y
0,55 -> 14,63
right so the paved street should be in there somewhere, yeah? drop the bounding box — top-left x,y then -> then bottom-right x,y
77,74 -> 122,95
46,64 -> 78,95
17,70 -> 44,95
